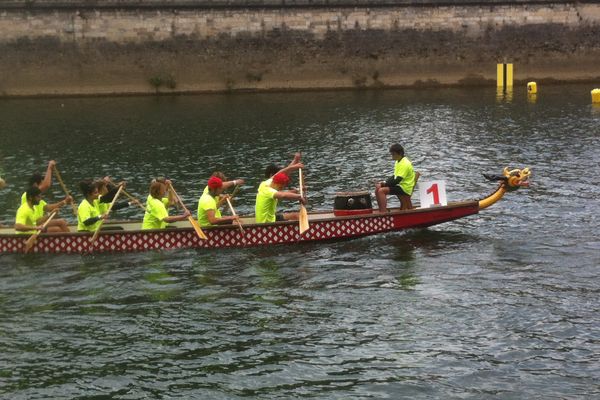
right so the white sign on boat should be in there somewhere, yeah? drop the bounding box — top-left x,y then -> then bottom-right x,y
418,180 -> 447,208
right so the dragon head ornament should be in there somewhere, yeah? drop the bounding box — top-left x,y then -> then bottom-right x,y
483,167 -> 531,191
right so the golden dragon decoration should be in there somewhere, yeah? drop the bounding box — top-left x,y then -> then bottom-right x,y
479,167 -> 531,209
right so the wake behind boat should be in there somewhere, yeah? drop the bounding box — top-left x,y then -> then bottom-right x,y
0,168 -> 530,255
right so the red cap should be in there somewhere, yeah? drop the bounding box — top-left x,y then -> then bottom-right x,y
207,176 -> 223,190
272,172 -> 290,186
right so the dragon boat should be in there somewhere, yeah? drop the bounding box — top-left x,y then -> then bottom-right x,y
0,168 -> 530,255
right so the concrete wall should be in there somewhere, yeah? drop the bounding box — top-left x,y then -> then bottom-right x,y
0,0 -> 581,8
1,1 -> 599,96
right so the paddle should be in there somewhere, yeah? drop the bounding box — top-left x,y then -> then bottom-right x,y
107,179 -> 146,212
226,197 -> 244,233
90,185 -> 124,245
53,166 -> 78,216
298,168 -> 309,234
168,183 -> 207,240
219,184 -> 240,211
229,184 -> 241,200
24,211 -> 58,253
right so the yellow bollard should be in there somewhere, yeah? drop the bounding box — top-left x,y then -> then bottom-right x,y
527,82 -> 537,94
497,64 -> 504,88
592,89 -> 600,104
497,63 -> 514,92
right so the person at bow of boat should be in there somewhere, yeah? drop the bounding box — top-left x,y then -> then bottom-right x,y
375,144 -> 417,211
142,179 -> 190,230
255,172 -> 306,223
197,176 -> 240,227
14,186 -> 72,234
77,179 -> 129,232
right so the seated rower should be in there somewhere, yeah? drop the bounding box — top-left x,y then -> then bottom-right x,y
255,172 -> 305,223
142,178 -> 190,230
375,144 -> 417,212
197,176 -> 240,227
202,171 -> 245,210
258,152 -> 304,204
15,186 -> 71,234
77,179 -> 129,232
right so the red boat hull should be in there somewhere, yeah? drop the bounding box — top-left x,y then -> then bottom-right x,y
0,202 -> 479,254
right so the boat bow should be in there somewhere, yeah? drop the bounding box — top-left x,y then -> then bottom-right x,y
478,167 -> 531,210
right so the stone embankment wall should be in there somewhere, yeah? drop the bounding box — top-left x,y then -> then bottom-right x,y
1,1 -> 599,96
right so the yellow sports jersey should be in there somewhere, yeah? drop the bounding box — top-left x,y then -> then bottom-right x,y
394,157 -> 416,195
15,202 -> 37,234
21,192 -> 47,224
142,196 -> 170,230
77,199 -> 102,232
255,179 -> 278,223
197,192 -> 222,227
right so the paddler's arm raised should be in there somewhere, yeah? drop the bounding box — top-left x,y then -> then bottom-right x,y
222,178 -> 245,191
277,152 -> 304,176
38,160 -> 56,193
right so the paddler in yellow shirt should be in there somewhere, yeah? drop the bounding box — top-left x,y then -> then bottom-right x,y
142,178 -> 190,230
197,176 -> 240,227
77,179 -> 130,232
18,160 -> 72,232
255,172 -> 305,223
15,186 -> 71,234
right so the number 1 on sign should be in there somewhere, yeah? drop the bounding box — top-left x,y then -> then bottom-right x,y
426,183 -> 440,205
418,180 -> 447,208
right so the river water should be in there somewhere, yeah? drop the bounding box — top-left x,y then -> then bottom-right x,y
1,85 -> 599,399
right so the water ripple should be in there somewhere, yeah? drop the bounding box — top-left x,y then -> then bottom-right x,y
1,85 -> 600,398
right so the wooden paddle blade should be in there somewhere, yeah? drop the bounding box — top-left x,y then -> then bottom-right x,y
24,211 -> 58,253
24,234 -> 39,253
299,205 -> 309,234
188,216 -> 208,240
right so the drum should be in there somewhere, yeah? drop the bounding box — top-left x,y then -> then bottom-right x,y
333,191 -> 373,216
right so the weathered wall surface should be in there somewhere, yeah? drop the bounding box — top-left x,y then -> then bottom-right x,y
0,2 -> 599,96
